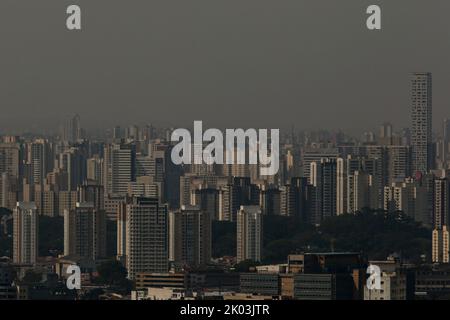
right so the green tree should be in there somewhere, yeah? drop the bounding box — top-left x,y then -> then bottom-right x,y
96,260 -> 131,291
234,259 -> 261,272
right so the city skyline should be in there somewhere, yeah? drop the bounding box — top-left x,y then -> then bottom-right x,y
1,69 -> 450,301
3,1 -> 450,303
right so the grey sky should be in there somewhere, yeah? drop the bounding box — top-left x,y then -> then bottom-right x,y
0,0 -> 449,135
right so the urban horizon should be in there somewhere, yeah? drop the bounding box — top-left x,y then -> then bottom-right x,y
3,0 -> 450,308
1,72 -> 450,302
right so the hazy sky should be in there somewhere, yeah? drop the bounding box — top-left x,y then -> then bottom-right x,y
1,0 -> 450,134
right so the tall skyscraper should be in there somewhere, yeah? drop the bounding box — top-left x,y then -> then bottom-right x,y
411,72 -> 432,175
64,202 -> 107,260
0,172 -> 18,210
104,143 -> 135,195
62,114 -> 82,143
119,197 -> 169,279
441,118 -> 450,167
28,139 -> 52,187
337,156 -> 362,215
282,177 -> 310,221
432,177 -> 450,263
78,182 -> 105,211
58,147 -> 87,191
13,202 -> 38,265
302,148 -> 339,182
386,146 -> 412,184
86,156 -> 104,185
0,142 -> 20,179
310,158 -> 337,224
236,205 -> 263,263
348,171 -> 371,213
229,177 -> 259,222
432,226 -> 449,264
169,205 -> 211,268
379,122 -> 393,146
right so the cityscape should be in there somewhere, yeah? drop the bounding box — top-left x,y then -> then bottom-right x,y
0,72 -> 449,301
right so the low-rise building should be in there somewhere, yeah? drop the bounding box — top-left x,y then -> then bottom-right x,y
364,259 -> 407,300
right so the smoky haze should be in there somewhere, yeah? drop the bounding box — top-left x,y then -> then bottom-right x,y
0,0 -> 449,134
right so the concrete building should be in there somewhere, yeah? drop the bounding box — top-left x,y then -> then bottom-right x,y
240,273 -> 280,296
192,188 -> 219,221
411,72 -> 433,175
237,206 -> 263,263
432,226 -> 449,264
104,143 -> 135,195
13,202 -> 38,265
310,158 -> 337,224
120,197 -> 169,279
347,171 -> 371,213
127,175 -> 163,203
0,142 -> 20,179
169,205 -> 211,268
0,263 -> 16,300
432,178 -> 450,263
134,272 -> 186,290
364,260 -> 407,300
383,179 -> 416,218
302,148 -> 338,182
415,264 -> 450,299
294,273 -> 354,300
86,156 -> 103,184
64,202 -> 107,260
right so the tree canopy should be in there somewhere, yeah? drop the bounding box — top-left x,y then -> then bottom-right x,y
212,209 -> 431,264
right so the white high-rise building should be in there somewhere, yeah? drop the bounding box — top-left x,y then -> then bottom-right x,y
411,72 -> 432,175
237,205 -> 262,263
104,143 -> 134,195
119,197 -> 169,279
383,179 -> 416,218
13,202 -> 38,265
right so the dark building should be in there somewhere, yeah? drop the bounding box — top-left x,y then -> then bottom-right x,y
240,273 -> 280,296
230,177 -> 259,221
260,187 -> 281,216
194,188 -> 219,221
0,263 -> 16,300
415,265 -> 450,300
78,181 -> 105,211
288,252 -> 364,274
288,252 -> 366,300
289,177 -> 311,221
294,273 -> 354,300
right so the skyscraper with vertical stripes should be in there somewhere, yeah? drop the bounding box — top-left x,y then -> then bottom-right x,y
411,72 -> 433,175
